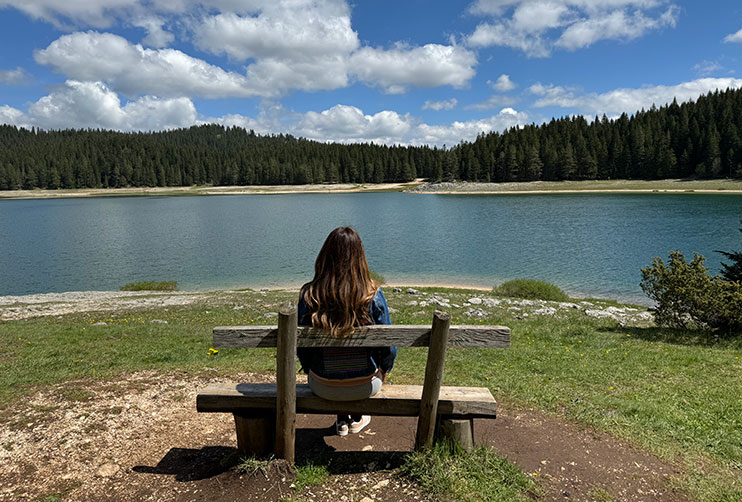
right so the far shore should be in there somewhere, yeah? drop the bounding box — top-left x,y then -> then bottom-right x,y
3,178 -> 742,200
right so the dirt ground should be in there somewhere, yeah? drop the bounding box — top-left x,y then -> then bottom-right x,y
0,371 -> 691,502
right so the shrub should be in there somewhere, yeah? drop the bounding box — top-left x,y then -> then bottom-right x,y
716,222 -> 742,282
370,270 -> 386,284
640,251 -> 742,334
120,281 -> 178,291
493,279 -> 569,302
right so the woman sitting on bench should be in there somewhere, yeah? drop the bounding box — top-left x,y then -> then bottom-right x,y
297,227 -> 397,436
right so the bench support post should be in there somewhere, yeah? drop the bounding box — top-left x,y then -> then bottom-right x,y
234,412 -> 275,456
415,310 -> 451,450
436,418 -> 474,451
275,302 -> 298,463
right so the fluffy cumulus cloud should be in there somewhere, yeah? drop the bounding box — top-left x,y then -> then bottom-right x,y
24,1 -> 477,97
413,107 -> 529,146
34,31 -> 261,98
0,67 -> 31,85
132,17 -> 174,48
293,105 -> 412,144
422,98 -> 458,111
489,74 -> 516,92
467,0 -> 679,57
723,28 -> 742,43
349,44 -> 477,94
4,80 -> 197,131
528,77 -> 742,116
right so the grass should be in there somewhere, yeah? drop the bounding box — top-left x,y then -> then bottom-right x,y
1,287 -> 741,500
493,279 -> 569,301
120,280 -> 177,291
293,462 -> 329,491
400,443 -> 540,502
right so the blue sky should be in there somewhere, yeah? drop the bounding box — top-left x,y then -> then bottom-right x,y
1,0 -> 741,146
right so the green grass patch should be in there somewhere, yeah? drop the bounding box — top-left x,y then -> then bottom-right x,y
293,462 -> 329,491
1,287 -> 741,500
400,443 -> 539,502
493,279 -> 569,301
120,281 -> 177,291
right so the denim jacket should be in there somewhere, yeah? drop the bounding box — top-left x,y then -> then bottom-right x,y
297,288 -> 398,380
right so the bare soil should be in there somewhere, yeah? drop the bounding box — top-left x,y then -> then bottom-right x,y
0,372 -> 689,502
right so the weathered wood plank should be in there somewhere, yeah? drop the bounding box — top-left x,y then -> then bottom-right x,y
415,311 -> 450,450
213,325 -> 510,348
275,303 -> 297,463
197,383 -> 497,419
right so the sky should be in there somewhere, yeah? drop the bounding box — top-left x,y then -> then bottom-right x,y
0,0 -> 741,147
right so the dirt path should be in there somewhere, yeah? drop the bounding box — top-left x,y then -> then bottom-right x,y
0,372 -> 688,501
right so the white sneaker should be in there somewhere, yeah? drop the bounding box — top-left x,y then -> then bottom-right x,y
349,415 -> 371,434
336,420 -> 349,436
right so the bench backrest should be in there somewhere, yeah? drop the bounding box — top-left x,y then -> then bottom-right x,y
212,302 -> 510,462
213,324 -> 511,348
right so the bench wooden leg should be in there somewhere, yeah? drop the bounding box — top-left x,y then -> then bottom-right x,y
435,418 -> 474,451
233,412 -> 275,457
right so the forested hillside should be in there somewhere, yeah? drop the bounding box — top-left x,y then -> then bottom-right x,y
2,87 -> 742,190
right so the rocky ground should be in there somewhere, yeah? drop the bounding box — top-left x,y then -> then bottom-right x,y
0,288 -> 653,327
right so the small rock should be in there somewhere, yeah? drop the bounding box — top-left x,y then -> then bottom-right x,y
406,288 -> 419,295
360,497 -> 374,502
92,322 -> 107,326
263,312 -> 277,319
468,297 -> 483,305
464,308 -> 487,318
96,463 -> 119,478
151,319 -> 167,324
533,307 -> 557,316
405,300 -> 418,306
392,287 -> 402,293
362,445 -> 373,451
232,305 -> 245,310
388,307 -> 398,314
482,298 -> 500,307
372,480 -> 390,490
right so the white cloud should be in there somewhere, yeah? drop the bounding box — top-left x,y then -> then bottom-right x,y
294,105 -> 412,144
466,94 -> 518,110
412,108 -> 529,146
349,44 -> 477,94
0,105 -> 25,125
0,0 -> 139,28
693,60 -> 723,77
23,80 -> 197,131
34,31 -> 261,98
132,17 -> 174,48
0,67 -> 31,85
489,74 -> 516,92
723,28 -> 742,43
422,98 -> 459,111
467,0 -> 679,57
528,77 -> 742,116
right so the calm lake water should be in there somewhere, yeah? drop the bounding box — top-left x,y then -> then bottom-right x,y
1,192 -> 741,304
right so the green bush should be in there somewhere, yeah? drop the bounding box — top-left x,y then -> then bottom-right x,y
370,270 -> 386,284
120,281 -> 178,291
493,279 -> 569,302
640,251 -> 742,334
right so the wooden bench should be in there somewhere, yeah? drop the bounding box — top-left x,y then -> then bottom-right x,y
197,303 -> 510,463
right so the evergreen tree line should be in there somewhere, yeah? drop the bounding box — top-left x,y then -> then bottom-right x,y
2,87 -> 742,190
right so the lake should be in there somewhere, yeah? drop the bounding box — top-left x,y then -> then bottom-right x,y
1,192 -> 741,304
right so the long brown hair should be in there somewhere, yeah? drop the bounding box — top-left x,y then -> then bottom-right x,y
300,227 -> 379,337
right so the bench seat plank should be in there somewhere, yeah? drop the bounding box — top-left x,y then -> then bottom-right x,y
213,325 -> 510,348
197,383 -> 497,419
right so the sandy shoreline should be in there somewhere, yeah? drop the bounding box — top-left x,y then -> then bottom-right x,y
3,179 -> 742,199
